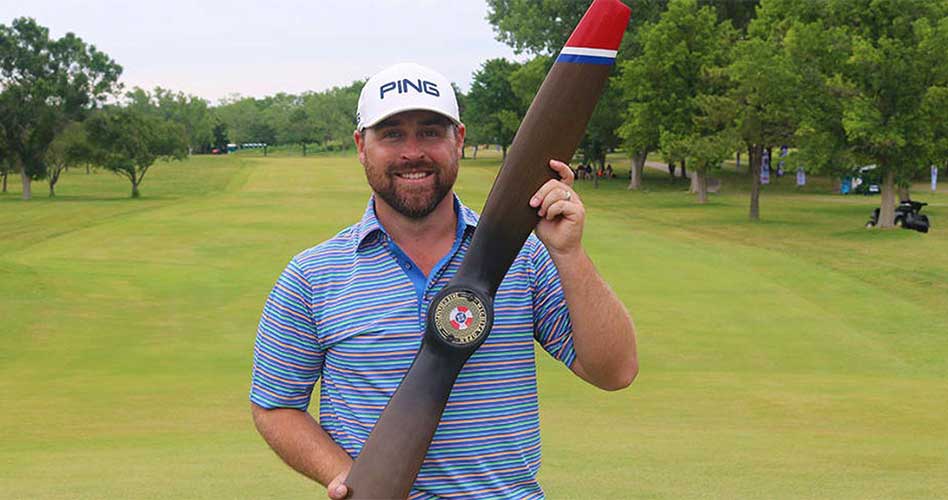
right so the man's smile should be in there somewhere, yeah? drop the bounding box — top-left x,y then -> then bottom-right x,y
395,171 -> 433,180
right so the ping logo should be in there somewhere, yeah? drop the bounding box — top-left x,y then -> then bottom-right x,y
379,79 -> 440,99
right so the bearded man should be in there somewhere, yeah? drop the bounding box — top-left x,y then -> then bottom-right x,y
250,62 -> 637,499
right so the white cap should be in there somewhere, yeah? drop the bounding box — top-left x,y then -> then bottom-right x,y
357,62 -> 460,130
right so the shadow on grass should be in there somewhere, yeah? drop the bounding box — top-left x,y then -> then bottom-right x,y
831,227 -> 925,240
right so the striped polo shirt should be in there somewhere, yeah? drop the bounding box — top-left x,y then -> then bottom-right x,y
250,195 -> 576,499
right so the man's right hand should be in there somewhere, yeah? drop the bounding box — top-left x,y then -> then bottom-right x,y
327,468 -> 350,499
250,404 -> 354,498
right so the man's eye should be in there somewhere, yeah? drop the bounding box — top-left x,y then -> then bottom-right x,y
421,129 -> 441,138
383,130 -> 402,139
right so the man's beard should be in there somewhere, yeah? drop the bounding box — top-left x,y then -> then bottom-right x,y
366,159 -> 457,219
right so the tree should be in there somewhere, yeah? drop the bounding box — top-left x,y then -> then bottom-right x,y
289,108 -> 316,156
85,107 -> 188,198
44,122 -> 91,197
488,0 -> 670,188
486,0 -> 668,56
453,83 -> 469,158
211,81 -> 362,155
0,139 -> 11,193
501,54 -> 550,158
617,0 -> 736,193
248,121 -> 278,156
211,118 -> 229,152
0,17 -> 121,200
727,33 -> 802,220
512,53 -> 625,184
507,56 -> 550,110
309,81 -> 364,150
216,94 -> 284,155
751,0 -> 948,227
663,94 -> 740,203
700,0 -> 759,33
467,58 -> 521,160
126,87 -> 216,154
215,95 -> 262,146
617,8 -> 695,190
924,86 -> 948,176
832,0 -> 948,227
260,92 -> 299,152
777,17 -> 853,192
214,95 -> 245,144
616,59 -> 662,190
581,80 -> 624,188
460,93 -> 488,160
654,0 -> 737,202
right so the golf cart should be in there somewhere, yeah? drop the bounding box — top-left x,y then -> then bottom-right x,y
866,200 -> 931,233
852,165 -> 881,195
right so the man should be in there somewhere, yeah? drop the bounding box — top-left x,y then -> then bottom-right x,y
250,62 -> 637,499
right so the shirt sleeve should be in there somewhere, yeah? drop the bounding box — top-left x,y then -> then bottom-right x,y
250,256 -> 323,410
530,238 -> 577,368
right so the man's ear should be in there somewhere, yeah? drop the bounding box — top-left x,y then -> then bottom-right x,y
353,129 -> 367,165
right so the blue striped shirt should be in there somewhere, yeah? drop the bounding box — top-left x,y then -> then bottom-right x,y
251,195 -> 576,499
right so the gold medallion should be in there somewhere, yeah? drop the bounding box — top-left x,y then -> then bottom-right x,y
433,291 -> 489,346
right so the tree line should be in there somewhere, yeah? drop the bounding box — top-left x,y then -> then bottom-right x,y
485,0 -> 948,226
0,17 -> 366,200
3,0 -> 947,228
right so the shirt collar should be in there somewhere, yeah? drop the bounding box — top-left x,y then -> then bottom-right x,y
355,194 -> 479,248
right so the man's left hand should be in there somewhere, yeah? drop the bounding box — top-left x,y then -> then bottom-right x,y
529,159 -> 584,258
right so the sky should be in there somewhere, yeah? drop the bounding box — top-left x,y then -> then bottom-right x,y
1,0 -> 528,103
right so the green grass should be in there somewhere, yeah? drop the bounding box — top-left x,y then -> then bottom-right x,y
2,154 -> 946,498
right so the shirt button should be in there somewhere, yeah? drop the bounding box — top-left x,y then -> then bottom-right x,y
404,262 -> 412,270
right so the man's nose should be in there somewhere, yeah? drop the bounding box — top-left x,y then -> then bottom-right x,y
399,135 -> 428,162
